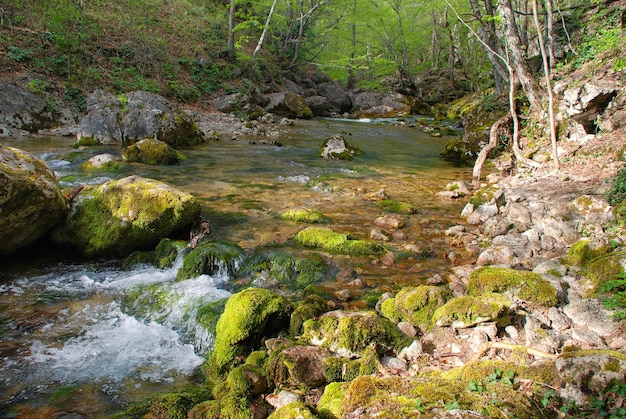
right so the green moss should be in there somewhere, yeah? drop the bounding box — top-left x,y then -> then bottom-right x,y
122,138 -> 186,165
289,294 -> 328,337
376,200 -> 418,215
52,177 -> 201,258
565,239 -> 609,267
302,312 -> 410,357
379,297 -> 400,323
317,382 -> 348,419
267,402 -> 317,419
123,250 -> 158,269
209,288 -> 291,376
147,392 -> 194,419
239,251 -> 327,291
177,241 -> 244,281
432,294 -> 511,328
280,208 -> 327,223
468,267 -> 559,307
340,373 -> 548,418
155,238 -> 183,268
442,360 -> 557,385
468,184 -> 504,207
81,159 -> 123,171
582,250 -> 626,296
558,348 -> 626,363
295,227 -> 384,255
394,286 -> 452,330
196,299 -> 228,348
73,136 -> 99,147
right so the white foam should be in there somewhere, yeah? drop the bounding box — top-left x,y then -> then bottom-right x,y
28,303 -> 204,384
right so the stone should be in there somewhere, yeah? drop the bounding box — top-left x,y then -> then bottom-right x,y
0,145 -> 67,257
265,390 -> 302,410
265,91 -> 313,119
51,175 -> 201,258
0,79 -> 56,132
122,90 -> 206,147
76,89 -> 123,145
122,138 -> 185,165
563,299 -> 620,338
270,345 -> 331,388
373,214 -> 405,230
320,134 -> 362,160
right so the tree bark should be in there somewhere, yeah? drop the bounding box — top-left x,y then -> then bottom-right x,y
532,0 -> 560,171
498,0 -> 545,112
472,114 -> 512,188
227,0 -> 236,62
253,0 -> 278,59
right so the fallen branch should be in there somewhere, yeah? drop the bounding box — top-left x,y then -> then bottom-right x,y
473,341 -> 558,361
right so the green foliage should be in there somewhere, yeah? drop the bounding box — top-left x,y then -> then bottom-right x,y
600,272 -> 626,320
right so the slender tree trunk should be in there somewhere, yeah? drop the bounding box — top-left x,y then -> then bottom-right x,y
532,0 -> 560,171
468,0 -> 508,93
253,0 -> 278,59
545,0 -> 556,68
498,0 -> 545,112
227,0 -> 235,62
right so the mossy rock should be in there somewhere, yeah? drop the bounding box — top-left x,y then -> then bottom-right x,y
468,184 -> 505,208
267,402 -> 317,419
376,199 -> 418,215
51,175 -> 200,258
322,343 -> 380,384
301,311 -> 410,358
279,208 -> 327,223
209,288 -> 291,376
340,373 -> 549,418
565,239 -> 609,267
123,237 -> 183,269
432,294 -> 511,328
289,294 -> 329,337
317,382 -> 348,419
177,241 -> 244,281
442,359 -> 557,386
581,250 -> 626,296
295,227 -> 385,255
145,392 -> 195,419
196,298 -> 229,347
393,286 -> 452,331
239,251 -> 328,291
468,267 -> 558,307
122,138 -> 186,165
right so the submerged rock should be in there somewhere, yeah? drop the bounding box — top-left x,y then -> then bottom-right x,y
320,134 -> 363,160
51,175 -> 200,257
0,145 -> 67,257
122,138 -> 186,165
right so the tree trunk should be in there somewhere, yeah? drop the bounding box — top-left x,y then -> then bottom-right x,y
532,0 -> 560,171
498,0 -> 545,112
227,0 -> 236,62
253,0 -> 278,59
468,0 -> 508,93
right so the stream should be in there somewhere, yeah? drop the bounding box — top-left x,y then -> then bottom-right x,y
0,117 -> 472,417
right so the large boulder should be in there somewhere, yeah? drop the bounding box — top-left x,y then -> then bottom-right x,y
76,89 -> 123,145
351,91 -> 412,118
0,79 -> 56,134
76,90 -> 206,147
122,90 -> 206,147
51,175 -> 201,257
317,82 -> 352,114
264,92 -> 313,119
0,145 -> 67,257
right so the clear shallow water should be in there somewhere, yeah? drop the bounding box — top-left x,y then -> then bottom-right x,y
0,117 -> 471,416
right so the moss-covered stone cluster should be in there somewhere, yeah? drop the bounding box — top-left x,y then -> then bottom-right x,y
51,175 -> 201,257
295,226 -> 385,255
380,285 -> 452,331
279,208 -> 327,224
122,138 -> 186,165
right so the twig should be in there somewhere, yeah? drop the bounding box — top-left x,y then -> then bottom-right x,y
473,341 -> 558,361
